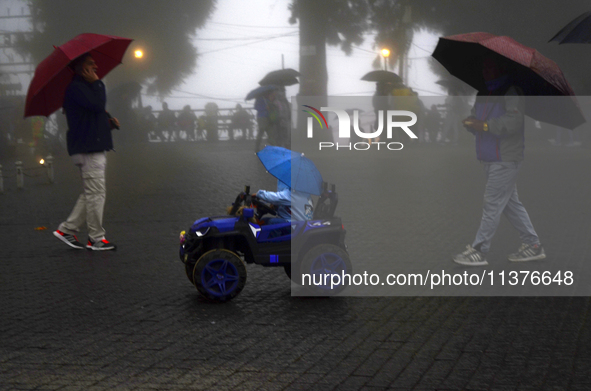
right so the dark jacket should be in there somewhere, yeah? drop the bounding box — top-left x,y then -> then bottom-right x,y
63,75 -> 113,155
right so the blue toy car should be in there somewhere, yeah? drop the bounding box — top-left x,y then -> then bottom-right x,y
179,184 -> 352,302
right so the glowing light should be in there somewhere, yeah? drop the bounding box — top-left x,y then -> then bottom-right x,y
381,48 -> 391,58
39,159 -> 45,165
134,50 -> 144,59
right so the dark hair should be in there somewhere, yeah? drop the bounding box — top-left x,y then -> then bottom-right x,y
69,52 -> 92,73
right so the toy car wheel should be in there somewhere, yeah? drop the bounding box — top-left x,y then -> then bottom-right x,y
298,244 -> 352,295
185,262 -> 196,284
192,249 -> 247,302
284,264 -> 294,281
284,264 -> 304,285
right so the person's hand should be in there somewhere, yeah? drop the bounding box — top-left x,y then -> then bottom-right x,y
81,67 -> 99,83
109,117 -> 120,130
462,117 -> 486,131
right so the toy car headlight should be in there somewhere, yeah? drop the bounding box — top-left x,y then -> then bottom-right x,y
194,227 -> 210,237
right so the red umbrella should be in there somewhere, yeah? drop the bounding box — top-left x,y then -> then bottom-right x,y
24,33 -> 133,118
432,32 -> 585,130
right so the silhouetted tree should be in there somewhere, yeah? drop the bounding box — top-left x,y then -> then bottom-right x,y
368,0 -> 591,94
289,0 -> 369,144
291,0 -> 591,96
18,0 -> 216,96
290,0 -> 368,98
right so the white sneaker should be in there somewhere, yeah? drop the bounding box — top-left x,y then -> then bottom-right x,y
86,238 -> 117,251
453,245 -> 488,266
508,243 -> 545,262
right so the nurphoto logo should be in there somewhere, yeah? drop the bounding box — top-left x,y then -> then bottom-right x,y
303,105 -> 418,151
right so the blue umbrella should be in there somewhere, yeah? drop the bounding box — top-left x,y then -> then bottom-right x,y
245,85 -> 277,101
256,146 -> 323,196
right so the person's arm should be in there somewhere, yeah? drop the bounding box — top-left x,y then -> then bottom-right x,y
256,189 -> 290,206
461,97 -> 478,134
106,112 -> 120,129
462,87 -> 524,136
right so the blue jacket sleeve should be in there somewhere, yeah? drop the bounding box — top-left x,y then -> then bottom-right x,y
256,189 -> 291,206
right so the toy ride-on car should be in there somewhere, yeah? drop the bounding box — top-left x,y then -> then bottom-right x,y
179,184 -> 352,302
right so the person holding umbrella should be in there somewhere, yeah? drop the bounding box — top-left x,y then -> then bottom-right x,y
431,32 -> 584,266
24,33 -> 132,251
452,55 -> 545,265
53,53 -> 119,251
273,86 -> 292,149
372,81 -> 391,141
253,88 -> 278,152
361,70 -> 403,143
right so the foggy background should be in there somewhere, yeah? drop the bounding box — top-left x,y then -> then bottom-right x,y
4,0 -> 591,112
3,3 -> 591,388
293,95 -> 591,296
2,0 -> 591,289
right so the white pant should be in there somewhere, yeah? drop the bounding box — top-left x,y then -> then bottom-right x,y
58,152 -> 107,241
472,162 -> 539,253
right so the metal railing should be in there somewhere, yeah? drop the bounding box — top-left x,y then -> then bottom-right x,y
0,155 -> 54,193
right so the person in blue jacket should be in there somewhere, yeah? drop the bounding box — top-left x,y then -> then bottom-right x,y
256,180 -> 314,224
453,56 -> 545,266
53,53 -> 119,251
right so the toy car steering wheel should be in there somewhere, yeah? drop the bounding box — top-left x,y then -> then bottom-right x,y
250,195 -> 276,219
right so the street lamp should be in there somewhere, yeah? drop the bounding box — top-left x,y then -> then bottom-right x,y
381,48 -> 390,70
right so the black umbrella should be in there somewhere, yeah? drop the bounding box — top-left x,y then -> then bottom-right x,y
259,68 -> 300,86
432,32 -> 585,130
549,11 -> 591,44
360,70 -> 403,84
245,85 -> 277,101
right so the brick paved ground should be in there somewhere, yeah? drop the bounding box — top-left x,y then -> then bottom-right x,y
1,137 -> 590,390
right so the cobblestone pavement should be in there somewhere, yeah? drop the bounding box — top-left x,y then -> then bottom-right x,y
1,139 -> 591,390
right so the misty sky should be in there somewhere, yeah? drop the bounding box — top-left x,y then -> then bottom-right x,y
139,0 -> 445,111
1,0 -> 445,112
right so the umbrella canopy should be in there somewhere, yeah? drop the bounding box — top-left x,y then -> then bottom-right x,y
259,68 -> 300,86
245,85 -> 277,101
432,32 -> 585,129
25,33 -> 133,118
361,70 -> 403,84
256,146 -> 323,196
549,11 -> 591,44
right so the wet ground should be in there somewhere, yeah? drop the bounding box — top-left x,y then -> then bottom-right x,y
1,139 -> 590,390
